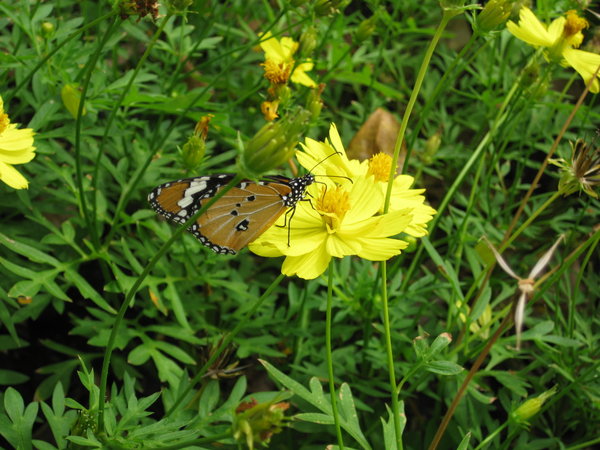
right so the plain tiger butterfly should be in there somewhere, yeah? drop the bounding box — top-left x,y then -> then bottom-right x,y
148,174 -> 314,254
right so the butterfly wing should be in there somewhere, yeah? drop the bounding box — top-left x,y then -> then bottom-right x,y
148,175 -> 294,254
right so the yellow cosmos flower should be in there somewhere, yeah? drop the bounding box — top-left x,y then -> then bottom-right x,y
259,31 -> 316,88
507,7 -> 600,93
0,96 -> 36,189
249,176 -> 413,279
295,123 -> 436,237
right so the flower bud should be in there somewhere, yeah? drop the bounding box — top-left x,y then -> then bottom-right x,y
511,386 -> 557,426
233,398 -> 290,449
423,130 -> 442,164
181,135 -> 206,170
305,84 -> 325,120
299,26 -> 318,57
181,115 -> 212,169
476,0 -> 512,32
41,22 -> 55,38
240,108 -> 311,178
355,16 -> 377,43
61,84 -> 86,119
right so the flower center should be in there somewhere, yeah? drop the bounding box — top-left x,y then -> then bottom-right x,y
262,60 -> 292,85
0,112 -> 8,135
316,185 -> 351,232
367,152 -> 392,182
563,10 -> 588,47
563,10 -> 588,38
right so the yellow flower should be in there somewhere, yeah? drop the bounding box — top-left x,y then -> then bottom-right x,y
295,123 -> 436,237
249,176 -> 413,279
0,96 -> 36,189
259,32 -> 316,88
249,124 -> 435,279
507,7 -> 600,93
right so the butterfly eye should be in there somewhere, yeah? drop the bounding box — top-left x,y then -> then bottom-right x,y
148,174 -> 314,254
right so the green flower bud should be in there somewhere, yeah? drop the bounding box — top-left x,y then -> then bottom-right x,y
299,26 -> 318,58
315,0 -> 348,16
423,130 -> 442,164
305,84 -> 324,121
476,0 -> 512,32
355,16 -> 377,43
41,21 -> 55,38
240,108 -> 311,178
181,135 -> 206,170
511,386 -> 557,426
61,84 -> 86,119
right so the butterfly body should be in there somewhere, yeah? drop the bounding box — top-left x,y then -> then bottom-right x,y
148,173 -> 314,254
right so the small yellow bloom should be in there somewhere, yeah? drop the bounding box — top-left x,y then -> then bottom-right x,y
0,96 -> 36,189
261,100 -> 280,121
259,32 -> 316,88
507,7 -> 600,93
295,123 -> 436,237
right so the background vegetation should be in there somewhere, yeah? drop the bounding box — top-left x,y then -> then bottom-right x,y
0,0 -> 598,449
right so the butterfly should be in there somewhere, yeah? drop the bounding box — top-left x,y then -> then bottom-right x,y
148,174 -> 314,254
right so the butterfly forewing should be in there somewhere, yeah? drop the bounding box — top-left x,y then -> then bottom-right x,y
148,174 -> 313,254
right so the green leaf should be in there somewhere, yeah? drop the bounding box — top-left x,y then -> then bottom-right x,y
0,369 -> 29,385
154,341 -> 196,365
0,232 -> 60,266
295,412 -> 334,424
429,333 -> 452,356
128,344 -> 152,365
63,269 -> 116,313
425,360 -> 464,376
457,431 -> 472,450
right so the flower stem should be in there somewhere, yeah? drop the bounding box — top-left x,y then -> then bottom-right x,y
327,262 -> 345,449
92,12 -> 173,245
381,261 -> 403,449
97,174 -> 244,430
74,16 -> 121,250
384,8 -> 456,212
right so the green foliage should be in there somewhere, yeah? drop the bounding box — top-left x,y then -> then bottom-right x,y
1,0 -> 599,449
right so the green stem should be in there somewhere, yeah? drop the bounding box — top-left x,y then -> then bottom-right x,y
501,190 -> 562,251
384,8 -> 456,212
74,16 -> 121,250
91,13 -> 173,244
473,421 -> 509,450
381,262 -> 403,449
166,272 -> 286,416
326,262 -> 344,449
97,174 -> 244,430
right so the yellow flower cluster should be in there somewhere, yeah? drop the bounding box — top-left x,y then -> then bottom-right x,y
0,96 -> 36,189
250,124 -> 436,279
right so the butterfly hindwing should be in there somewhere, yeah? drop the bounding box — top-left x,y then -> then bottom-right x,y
148,174 -> 313,254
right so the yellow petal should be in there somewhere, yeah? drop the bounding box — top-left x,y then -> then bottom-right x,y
259,32 -> 286,63
0,160 -> 29,189
282,246 -> 331,279
562,48 -> 600,93
278,37 -> 298,60
325,234 -> 361,258
0,125 -> 35,152
506,7 -> 556,47
345,176 -> 382,222
290,63 -> 316,87
356,237 -> 408,260
546,16 -> 566,42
